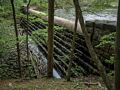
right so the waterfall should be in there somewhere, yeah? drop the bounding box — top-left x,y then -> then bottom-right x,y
28,39 -> 61,79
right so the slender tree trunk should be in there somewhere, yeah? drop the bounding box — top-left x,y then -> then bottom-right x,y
115,0 -> 120,90
10,0 -> 22,78
47,0 -> 55,77
26,0 -> 31,61
66,8 -> 79,81
73,0 -> 113,90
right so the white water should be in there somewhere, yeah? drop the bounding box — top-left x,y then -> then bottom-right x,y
55,8 -> 117,22
28,40 -> 61,79
84,13 -> 116,21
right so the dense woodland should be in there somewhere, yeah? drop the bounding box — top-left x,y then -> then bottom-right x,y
0,0 -> 120,90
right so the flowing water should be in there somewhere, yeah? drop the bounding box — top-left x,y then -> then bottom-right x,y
28,39 -> 61,79
55,8 -> 117,22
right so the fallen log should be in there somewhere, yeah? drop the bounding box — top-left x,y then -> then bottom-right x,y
22,6 -> 82,33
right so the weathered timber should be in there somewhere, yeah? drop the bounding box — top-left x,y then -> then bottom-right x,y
20,18 -> 108,77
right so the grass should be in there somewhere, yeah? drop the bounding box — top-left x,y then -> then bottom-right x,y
0,76 -> 106,90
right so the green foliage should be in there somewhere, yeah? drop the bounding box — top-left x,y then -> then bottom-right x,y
19,35 -> 27,43
72,66 -> 85,76
0,19 -> 20,79
0,1 -> 40,79
31,24 -> 65,45
0,1 -> 11,18
32,28 -> 48,44
0,20 -> 16,58
54,26 -> 64,31
0,0 -> 24,18
91,0 -> 117,8
96,32 -> 115,48
55,0 -> 73,9
82,0 -> 118,12
29,15 -> 47,24
17,12 -> 26,18
96,32 -> 115,65
105,56 -> 114,64
55,0 -> 117,12
30,0 -> 48,11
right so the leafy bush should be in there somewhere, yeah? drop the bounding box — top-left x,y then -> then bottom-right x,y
105,56 -> 114,65
96,32 -> 115,65
32,28 -> 48,44
96,32 -> 115,48
0,20 -> 16,58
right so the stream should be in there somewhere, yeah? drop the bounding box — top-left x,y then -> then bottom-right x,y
55,8 -> 117,22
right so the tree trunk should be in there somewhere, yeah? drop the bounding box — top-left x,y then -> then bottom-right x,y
47,0 -> 55,77
10,0 -> 22,78
66,7 -> 79,81
26,0 -> 31,61
73,0 -> 113,90
115,0 -> 120,90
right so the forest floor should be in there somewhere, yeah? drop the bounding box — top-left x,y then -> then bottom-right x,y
0,76 -> 106,90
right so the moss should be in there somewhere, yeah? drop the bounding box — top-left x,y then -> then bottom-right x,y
31,25 -> 66,45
